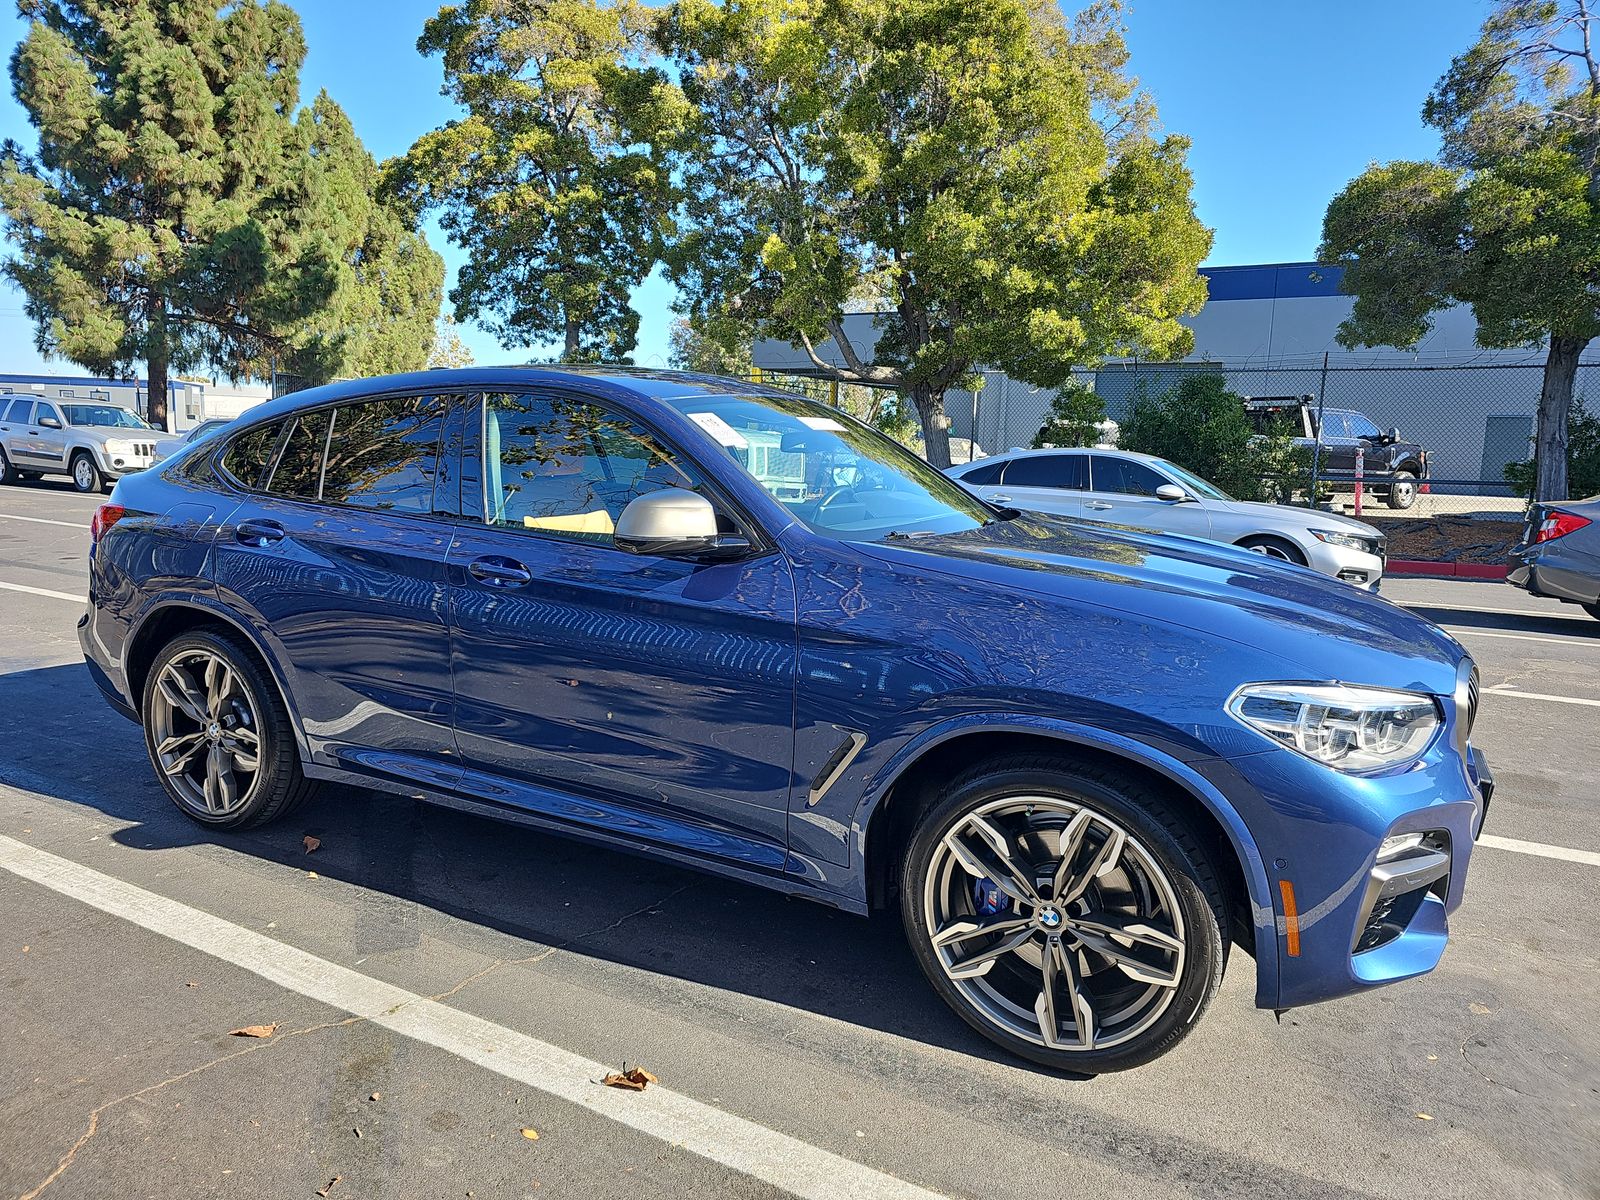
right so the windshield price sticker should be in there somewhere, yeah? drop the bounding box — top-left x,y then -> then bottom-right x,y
687,411 -> 749,449
799,415 -> 845,432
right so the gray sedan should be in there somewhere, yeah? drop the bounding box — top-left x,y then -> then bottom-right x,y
946,447 -> 1386,589
1508,496 -> 1600,619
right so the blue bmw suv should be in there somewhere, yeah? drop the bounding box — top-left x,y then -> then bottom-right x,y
80,368 -> 1492,1072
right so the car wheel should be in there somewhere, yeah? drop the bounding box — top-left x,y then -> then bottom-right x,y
141,630 -> 318,829
69,451 -> 101,494
1386,470 -> 1418,510
1237,535 -> 1307,565
1585,602 -> 1600,622
0,448 -> 17,485
900,755 -> 1227,1073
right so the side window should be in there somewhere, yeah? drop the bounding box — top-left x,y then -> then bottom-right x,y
34,403 -> 59,425
1003,454 -> 1087,490
1090,456 -> 1168,497
956,459 -> 1005,486
1322,412 -> 1352,440
320,394 -> 447,514
265,410 -> 332,500
220,420 -> 287,489
1346,412 -> 1382,439
3,400 -> 31,423
484,392 -> 700,545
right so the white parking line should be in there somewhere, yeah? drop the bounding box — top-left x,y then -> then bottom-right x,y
1444,627 -> 1600,648
1485,685 -> 1600,709
0,579 -> 83,603
1402,600 -> 1587,622
0,511 -> 88,530
1479,834 -> 1600,869
0,835 -> 942,1200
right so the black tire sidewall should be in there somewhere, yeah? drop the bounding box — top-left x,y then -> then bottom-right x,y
1387,470 -> 1417,509
70,451 -> 100,493
899,761 -> 1226,1074
0,448 -> 16,485
140,630 -> 295,829
1240,535 -> 1306,566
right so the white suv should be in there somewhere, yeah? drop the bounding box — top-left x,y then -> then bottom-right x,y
0,398 -> 159,493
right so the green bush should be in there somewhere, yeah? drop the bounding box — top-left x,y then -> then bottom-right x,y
1032,379 -> 1107,448
1118,373 -> 1308,502
1504,396 -> 1600,501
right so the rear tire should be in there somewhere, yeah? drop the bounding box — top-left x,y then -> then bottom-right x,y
1585,603 -> 1600,622
899,754 -> 1228,1074
69,451 -> 101,494
141,629 -> 318,829
1237,534 -> 1308,566
1386,469 -> 1418,510
0,449 -> 16,485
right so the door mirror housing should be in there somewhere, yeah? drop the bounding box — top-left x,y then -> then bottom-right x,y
614,489 -> 751,560
1155,483 -> 1189,503
38,416 -> 61,429
1385,427 -> 1401,444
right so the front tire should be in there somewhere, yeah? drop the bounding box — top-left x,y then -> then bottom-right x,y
1237,534 -> 1307,565
141,630 -> 317,829
900,756 -> 1227,1073
1386,469 -> 1418,510
69,451 -> 102,494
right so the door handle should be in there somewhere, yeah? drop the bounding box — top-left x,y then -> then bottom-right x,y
235,518 -> 285,547
988,493 -> 1013,504
467,555 -> 533,588
1085,501 -> 1113,511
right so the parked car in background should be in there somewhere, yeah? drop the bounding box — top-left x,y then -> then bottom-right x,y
947,447 -> 1387,589
1507,496 -> 1600,620
82,367 -> 1488,1073
152,417 -> 232,464
1245,396 -> 1429,509
0,398 -> 158,492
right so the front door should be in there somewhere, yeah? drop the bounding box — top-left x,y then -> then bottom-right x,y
1080,454 -> 1215,538
445,389 -> 798,875
209,392 -> 462,788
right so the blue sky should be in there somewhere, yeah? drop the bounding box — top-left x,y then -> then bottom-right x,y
0,0 -> 1489,380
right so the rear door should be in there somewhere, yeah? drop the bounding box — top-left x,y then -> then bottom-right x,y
0,399 -> 32,464
1080,455 -> 1215,538
444,388 -> 799,874
985,453 -> 1087,517
209,392 -> 463,788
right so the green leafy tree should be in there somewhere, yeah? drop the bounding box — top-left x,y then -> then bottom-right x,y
0,0 -> 432,429
1321,1 -> 1600,501
668,315 -> 753,374
658,0 -> 1211,468
428,312 -> 477,369
1118,373 -> 1303,502
389,0 -> 685,362
1506,394 -> 1600,498
1031,379 -> 1107,448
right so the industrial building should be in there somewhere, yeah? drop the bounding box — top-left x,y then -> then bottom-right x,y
752,263 -> 1558,488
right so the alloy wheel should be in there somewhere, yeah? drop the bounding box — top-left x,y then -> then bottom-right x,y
73,456 -> 96,491
148,650 -> 262,817
922,795 -> 1186,1052
1245,541 -> 1293,562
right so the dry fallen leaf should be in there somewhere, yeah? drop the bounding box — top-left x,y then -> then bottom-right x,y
601,1066 -> 657,1091
307,871 -> 318,879
1468,1002 -> 1493,1016
316,1175 -> 342,1197
303,835 -> 321,854
20,946 -> 28,953
1415,1113 -> 1434,1121
369,1092 -> 381,1102
229,1023 -> 279,1039
520,1128 -> 539,1141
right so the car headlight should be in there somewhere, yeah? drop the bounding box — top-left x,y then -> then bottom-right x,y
1311,528 -> 1376,553
1227,683 -> 1441,773
104,439 -> 131,454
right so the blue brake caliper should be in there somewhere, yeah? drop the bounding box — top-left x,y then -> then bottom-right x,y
972,877 -> 1010,916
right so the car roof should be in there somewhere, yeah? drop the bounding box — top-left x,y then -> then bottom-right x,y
957,446 -> 1170,469
226,366 -> 803,431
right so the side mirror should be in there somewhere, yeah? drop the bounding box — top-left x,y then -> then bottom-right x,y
1385,427 -> 1401,444
38,416 -> 61,429
614,489 -> 751,560
1155,483 -> 1189,503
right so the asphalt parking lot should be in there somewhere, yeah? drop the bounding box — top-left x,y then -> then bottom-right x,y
1,481 -> 1596,1200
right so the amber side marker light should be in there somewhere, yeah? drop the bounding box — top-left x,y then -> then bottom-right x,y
1278,880 -> 1301,957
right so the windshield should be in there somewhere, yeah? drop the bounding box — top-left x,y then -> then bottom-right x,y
1159,460 -> 1232,501
663,392 -> 995,541
64,404 -> 148,429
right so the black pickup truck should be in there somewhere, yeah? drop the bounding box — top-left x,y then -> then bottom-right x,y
1245,396 -> 1429,509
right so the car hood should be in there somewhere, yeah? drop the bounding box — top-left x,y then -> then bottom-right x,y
74,425 -> 154,443
1215,500 -> 1382,539
860,516 -> 1463,694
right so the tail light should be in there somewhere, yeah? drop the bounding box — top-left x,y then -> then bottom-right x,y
90,503 -> 126,544
1534,509 -> 1592,543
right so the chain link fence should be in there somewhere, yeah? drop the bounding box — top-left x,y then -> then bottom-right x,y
754,359 -> 1596,517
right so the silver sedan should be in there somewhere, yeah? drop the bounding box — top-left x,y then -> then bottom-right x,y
946,447 -> 1386,589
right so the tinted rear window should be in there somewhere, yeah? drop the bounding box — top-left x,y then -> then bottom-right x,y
3,399 -> 30,422
1004,454 -> 1087,490
268,410 -> 333,500
219,421 -> 286,488
320,395 -> 447,513
957,460 -> 1005,485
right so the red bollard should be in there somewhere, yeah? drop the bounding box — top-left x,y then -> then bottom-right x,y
1354,447 -> 1364,517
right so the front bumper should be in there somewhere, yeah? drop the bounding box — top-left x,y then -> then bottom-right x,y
100,450 -> 156,479
1304,540 -> 1385,591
